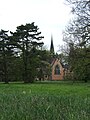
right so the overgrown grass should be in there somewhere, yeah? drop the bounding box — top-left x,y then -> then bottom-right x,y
0,82 -> 90,120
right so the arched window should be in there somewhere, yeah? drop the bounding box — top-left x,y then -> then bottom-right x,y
54,65 -> 60,75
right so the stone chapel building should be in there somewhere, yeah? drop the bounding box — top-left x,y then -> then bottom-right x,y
48,35 -> 65,80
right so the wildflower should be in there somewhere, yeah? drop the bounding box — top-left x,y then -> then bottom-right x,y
22,91 -> 26,94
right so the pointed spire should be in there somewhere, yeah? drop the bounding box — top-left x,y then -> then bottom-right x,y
50,34 -> 54,54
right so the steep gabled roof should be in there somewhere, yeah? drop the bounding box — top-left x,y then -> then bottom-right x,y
51,58 -> 64,68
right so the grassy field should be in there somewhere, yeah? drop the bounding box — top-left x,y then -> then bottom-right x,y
0,81 -> 90,120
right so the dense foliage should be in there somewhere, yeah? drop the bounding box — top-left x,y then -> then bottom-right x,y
0,22 -> 51,83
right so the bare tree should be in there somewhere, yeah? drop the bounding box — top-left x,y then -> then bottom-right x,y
62,0 -> 90,81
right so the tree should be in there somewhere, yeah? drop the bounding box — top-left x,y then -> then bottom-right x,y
11,22 -> 44,83
36,50 -> 51,80
0,30 -> 14,83
65,0 -> 90,46
62,0 -> 90,82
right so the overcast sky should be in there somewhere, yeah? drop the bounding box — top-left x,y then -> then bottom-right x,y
0,0 -> 71,52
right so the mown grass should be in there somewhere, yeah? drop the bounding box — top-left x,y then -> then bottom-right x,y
0,81 -> 90,120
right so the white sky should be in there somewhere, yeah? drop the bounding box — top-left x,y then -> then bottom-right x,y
0,0 -> 71,52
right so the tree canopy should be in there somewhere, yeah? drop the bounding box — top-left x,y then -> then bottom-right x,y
0,22 -> 47,83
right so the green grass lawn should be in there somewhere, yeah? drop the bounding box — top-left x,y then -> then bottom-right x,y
0,81 -> 90,120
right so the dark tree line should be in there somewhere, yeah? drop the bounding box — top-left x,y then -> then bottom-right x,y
0,22 -> 51,83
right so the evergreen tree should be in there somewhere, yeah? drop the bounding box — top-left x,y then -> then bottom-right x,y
11,22 -> 44,83
0,30 -> 14,83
